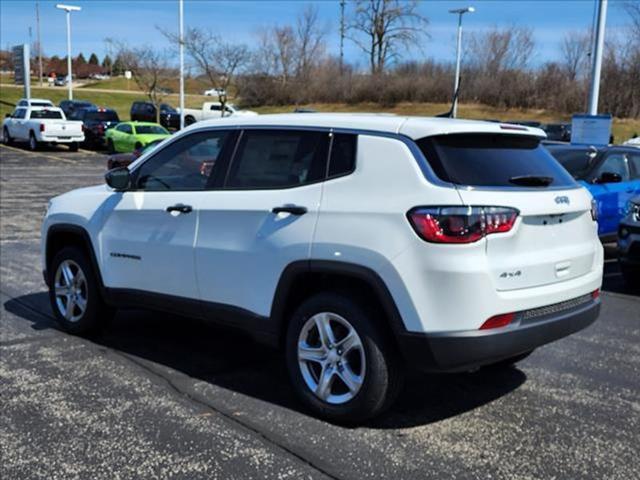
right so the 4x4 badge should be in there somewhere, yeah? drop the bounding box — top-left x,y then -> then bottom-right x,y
555,196 -> 570,205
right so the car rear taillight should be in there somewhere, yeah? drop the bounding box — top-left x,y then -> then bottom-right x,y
480,313 -> 515,330
592,289 -> 600,300
408,206 -> 519,244
39,123 -> 45,132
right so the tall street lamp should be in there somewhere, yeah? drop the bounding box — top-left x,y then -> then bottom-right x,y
55,3 -> 81,100
449,6 -> 474,118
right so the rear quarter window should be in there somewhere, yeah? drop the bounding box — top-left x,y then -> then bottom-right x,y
417,134 -> 577,188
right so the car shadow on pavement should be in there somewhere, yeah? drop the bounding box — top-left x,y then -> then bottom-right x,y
5,291 -> 526,429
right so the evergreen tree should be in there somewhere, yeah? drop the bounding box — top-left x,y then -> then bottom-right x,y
76,52 -> 87,64
88,53 -> 99,65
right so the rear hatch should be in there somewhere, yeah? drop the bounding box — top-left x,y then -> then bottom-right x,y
416,132 -> 599,291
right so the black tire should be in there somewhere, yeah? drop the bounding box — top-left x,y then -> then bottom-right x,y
485,350 -> 534,369
107,138 -> 115,154
134,142 -> 142,150
3,127 -> 12,145
28,132 -> 39,151
69,142 -> 79,152
285,292 -> 403,423
185,115 -> 196,126
48,246 -> 113,336
620,263 -> 639,289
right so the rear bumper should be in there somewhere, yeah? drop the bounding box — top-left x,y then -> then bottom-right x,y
398,296 -> 600,372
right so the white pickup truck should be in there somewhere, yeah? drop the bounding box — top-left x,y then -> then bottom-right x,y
179,102 -> 258,125
2,105 -> 85,151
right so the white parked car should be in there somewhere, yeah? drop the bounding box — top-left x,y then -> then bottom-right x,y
203,87 -> 227,97
3,105 -> 84,151
16,97 -> 54,108
623,136 -> 640,148
41,114 -> 603,422
179,102 -> 258,125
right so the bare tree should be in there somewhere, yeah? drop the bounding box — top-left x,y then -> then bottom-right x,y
624,1 -> 640,45
561,31 -> 591,81
295,5 -> 327,79
106,39 -> 174,123
468,25 -> 535,73
347,0 -> 429,74
164,27 -> 250,91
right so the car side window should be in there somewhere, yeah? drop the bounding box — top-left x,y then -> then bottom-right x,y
210,105 -> 221,111
13,108 -> 26,119
134,130 -> 229,191
594,153 -> 630,181
225,130 -> 329,189
328,133 -> 357,178
117,124 -> 132,134
628,153 -> 640,180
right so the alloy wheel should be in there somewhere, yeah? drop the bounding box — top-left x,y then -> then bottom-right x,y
54,259 -> 88,322
298,312 -> 366,405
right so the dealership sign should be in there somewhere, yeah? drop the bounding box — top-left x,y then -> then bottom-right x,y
571,114 -> 612,146
12,44 -> 30,99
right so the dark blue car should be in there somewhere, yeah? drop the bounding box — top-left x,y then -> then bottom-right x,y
546,144 -> 640,240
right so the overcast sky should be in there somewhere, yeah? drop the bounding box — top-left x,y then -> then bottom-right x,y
0,0 -> 634,69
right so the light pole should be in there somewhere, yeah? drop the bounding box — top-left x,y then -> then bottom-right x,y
449,6 -> 474,118
587,0 -> 608,115
179,0 -> 185,130
55,4 -> 81,100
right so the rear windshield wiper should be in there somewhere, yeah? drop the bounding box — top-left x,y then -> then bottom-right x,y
508,175 -> 554,187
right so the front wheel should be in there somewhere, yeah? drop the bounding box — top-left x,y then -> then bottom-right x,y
48,246 -> 113,335
285,292 -> 403,423
3,127 -> 12,145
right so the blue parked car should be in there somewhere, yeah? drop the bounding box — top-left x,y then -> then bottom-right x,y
546,144 -> 640,240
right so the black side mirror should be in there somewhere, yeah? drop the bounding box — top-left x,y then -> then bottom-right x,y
4,113 -> 10,118
105,167 -> 131,190
595,171 -> 622,184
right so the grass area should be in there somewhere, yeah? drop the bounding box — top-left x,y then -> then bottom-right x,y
0,84 -> 208,121
79,76 -> 214,95
1,84 -> 638,142
254,102 -> 640,144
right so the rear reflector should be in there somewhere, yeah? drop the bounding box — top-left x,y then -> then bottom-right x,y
480,313 -> 515,330
408,206 -> 519,244
592,289 -> 600,300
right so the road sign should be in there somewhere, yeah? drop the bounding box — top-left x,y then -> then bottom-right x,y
571,114 -> 612,146
12,44 -> 31,99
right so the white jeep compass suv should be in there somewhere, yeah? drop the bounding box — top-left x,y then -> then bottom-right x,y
42,114 -> 603,421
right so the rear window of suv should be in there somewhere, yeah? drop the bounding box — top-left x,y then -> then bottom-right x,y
416,134 -> 576,188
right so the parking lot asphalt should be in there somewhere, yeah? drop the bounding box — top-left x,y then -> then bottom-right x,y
1,144 -> 639,480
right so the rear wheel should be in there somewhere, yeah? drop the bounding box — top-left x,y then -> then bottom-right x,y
48,246 -> 113,335
28,132 -> 39,151
185,115 -> 196,126
285,292 -> 403,423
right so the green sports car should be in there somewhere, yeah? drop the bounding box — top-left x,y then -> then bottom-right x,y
105,121 -> 170,153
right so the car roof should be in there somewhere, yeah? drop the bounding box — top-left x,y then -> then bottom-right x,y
192,113 -> 547,140
18,98 -> 54,105
124,121 -> 165,126
546,143 -> 636,153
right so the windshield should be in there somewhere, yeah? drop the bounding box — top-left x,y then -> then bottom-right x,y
32,101 -> 53,107
417,134 -> 577,188
160,104 -> 176,113
135,125 -> 168,135
30,110 -> 63,119
85,111 -> 119,122
546,148 -> 596,180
